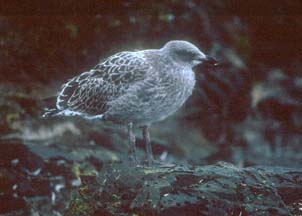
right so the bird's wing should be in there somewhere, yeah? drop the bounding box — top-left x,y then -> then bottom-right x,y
56,51 -> 151,115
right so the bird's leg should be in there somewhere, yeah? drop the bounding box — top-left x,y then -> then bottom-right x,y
128,122 -> 138,166
142,125 -> 154,166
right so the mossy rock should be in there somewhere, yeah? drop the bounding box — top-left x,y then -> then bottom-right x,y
65,163 -> 302,215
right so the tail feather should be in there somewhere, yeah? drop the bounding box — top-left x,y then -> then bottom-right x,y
41,96 -> 104,120
54,109 -> 104,120
42,107 -> 104,120
42,107 -> 61,118
41,96 -> 59,118
41,96 -> 57,108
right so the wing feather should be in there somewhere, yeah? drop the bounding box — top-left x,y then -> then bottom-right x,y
56,51 -> 150,115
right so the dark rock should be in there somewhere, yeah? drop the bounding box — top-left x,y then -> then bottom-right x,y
0,194 -> 27,215
0,140 -> 81,215
0,140 -> 51,202
0,140 -> 45,172
65,163 -> 302,216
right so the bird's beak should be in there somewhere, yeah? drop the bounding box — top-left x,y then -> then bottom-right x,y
193,54 -> 219,67
203,55 -> 218,66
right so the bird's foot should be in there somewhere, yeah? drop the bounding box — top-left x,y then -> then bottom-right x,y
129,156 -> 176,168
142,159 -> 176,168
129,155 -> 139,167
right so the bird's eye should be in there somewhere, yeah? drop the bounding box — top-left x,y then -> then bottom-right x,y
176,50 -> 195,61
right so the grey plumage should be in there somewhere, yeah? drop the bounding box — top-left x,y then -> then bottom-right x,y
44,40 -> 216,165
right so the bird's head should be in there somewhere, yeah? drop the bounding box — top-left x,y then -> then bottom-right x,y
161,40 -> 218,68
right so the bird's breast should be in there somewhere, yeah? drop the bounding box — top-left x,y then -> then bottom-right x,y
104,64 -> 196,125
166,67 -> 195,107
143,67 -> 195,123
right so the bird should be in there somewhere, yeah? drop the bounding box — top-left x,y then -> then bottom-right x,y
43,40 -> 218,166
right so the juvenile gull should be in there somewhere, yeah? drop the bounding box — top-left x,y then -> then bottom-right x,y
43,40 -> 217,165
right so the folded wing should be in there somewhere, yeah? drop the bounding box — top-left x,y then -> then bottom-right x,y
56,51 -> 150,115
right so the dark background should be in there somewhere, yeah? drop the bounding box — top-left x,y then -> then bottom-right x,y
0,1 -> 302,215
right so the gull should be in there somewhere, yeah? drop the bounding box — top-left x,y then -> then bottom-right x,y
43,40 -> 217,166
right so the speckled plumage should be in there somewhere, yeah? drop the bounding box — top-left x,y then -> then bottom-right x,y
44,40 -> 215,165
56,51 -> 150,120
53,41 -> 206,125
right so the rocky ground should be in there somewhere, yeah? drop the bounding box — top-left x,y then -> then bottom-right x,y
65,163 -> 302,216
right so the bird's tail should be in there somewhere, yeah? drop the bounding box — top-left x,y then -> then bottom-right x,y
41,96 -> 104,120
42,107 -> 61,118
41,96 -> 60,118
